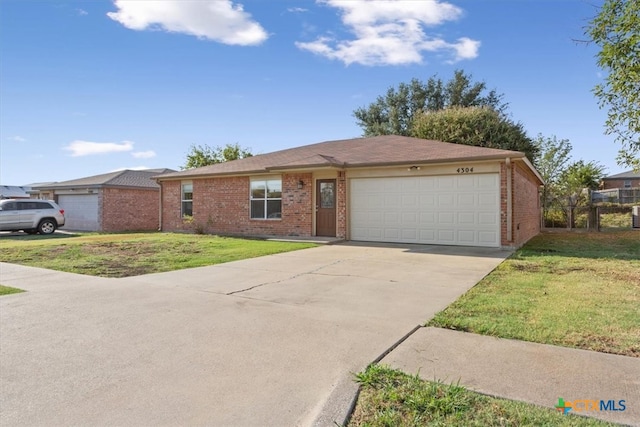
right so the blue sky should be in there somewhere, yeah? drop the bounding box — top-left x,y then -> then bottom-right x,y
0,0 -> 623,185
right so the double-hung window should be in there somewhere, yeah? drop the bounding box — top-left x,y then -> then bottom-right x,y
624,180 -> 632,189
250,178 -> 281,219
181,182 -> 193,217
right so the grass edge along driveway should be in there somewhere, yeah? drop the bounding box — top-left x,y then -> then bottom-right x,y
0,232 -> 317,278
348,364 -> 616,427
428,230 -> 640,357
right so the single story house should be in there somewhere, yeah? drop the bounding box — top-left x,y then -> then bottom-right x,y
156,136 -> 544,248
33,169 -> 174,231
0,185 -> 32,199
600,170 -> 640,190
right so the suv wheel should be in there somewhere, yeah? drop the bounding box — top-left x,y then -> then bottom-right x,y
38,219 -> 57,235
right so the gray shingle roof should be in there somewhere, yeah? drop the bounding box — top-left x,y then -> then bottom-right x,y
159,135 -> 528,180
602,170 -> 640,180
33,168 -> 175,190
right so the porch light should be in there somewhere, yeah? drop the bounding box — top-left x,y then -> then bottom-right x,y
297,180 -> 304,189
408,166 -> 421,171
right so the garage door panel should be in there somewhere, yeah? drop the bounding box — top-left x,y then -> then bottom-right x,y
350,174 -> 500,247
437,229 -> 455,243
437,177 -> 455,189
479,212 -> 498,225
57,194 -> 99,231
419,194 -> 436,207
458,193 -> 475,207
458,212 -> 475,224
458,230 -> 476,243
401,229 -> 418,240
438,212 -> 455,224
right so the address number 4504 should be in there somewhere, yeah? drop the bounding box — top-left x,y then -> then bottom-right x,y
456,167 -> 474,173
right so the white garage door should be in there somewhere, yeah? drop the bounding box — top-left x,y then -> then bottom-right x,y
57,194 -> 99,231
350,174 -> 500,247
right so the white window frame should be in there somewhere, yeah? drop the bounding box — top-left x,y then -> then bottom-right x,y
250,177 -> 282,220
181,182 -> 193,217
624,180 -> 632,189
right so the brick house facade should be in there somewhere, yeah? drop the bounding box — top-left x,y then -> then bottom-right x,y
601,171 -> 640,190
158,136 -> 543,248
33,169 -> 173,232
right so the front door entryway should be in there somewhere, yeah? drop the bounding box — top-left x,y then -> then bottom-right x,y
316,179 -> 336,237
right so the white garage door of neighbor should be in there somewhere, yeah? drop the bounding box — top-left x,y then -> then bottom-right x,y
57,194 -> 99,231
350,174 -> 500,247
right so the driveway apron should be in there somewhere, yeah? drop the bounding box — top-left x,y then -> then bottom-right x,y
0,243 -> 510,426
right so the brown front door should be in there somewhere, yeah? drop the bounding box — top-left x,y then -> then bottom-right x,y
316,179 -> 336,237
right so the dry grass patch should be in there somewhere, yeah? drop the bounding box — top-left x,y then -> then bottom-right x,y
0,232 -> 316,278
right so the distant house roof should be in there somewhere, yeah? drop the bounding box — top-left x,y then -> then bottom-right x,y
32,169 -> 175,190
0,185 -> 31,199
158,135 -> 540,182
602,170 -> 640,180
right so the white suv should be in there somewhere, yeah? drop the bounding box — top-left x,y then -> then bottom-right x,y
0,199 -> 66,235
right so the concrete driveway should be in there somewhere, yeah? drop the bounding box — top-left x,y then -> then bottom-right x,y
0,243 -> 510,426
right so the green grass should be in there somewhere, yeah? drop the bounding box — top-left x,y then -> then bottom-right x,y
0,285 -> 24,296
0,232 -> 316,278
429,230 -> 640,357
349,365 -> 613,426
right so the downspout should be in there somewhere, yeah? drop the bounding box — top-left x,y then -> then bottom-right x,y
506,158 -> 513,243
158,180 -> 163,231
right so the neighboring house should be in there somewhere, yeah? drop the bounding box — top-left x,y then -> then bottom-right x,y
32,169 -> 174,231
600,170 -> 640,190
595,170 -> 640,205
0,185 -> 32,199
156,136 -> 543,248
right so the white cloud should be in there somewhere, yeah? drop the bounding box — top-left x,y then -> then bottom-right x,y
9,136 -> 26,142
295,0 -> 480,66
63,140 -> 134,157
131,150 -> 156,159
76,9 -> 88,16
287,7 -> 309,13
107,0 -> 268,45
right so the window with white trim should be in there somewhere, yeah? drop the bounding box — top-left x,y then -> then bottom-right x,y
181,182 -> 193,217
250,178 -> 281,219
624,180 -> 632,188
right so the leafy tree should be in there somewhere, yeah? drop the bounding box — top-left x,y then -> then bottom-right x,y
412,106 -> 538,162
533,134 -> 573,217
353,70 -> 506,137
182,143 -> 252,170
558,160 -> 606,228
587,0 -> 640,170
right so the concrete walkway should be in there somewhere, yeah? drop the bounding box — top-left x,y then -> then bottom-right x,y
382,327 -> 640,426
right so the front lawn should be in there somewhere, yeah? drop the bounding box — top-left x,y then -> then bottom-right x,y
429,230 -> 640,357
0,233 -> 316,277
349,365 -> 613,426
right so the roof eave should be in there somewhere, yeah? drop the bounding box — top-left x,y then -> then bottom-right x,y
345,153 -> 525,169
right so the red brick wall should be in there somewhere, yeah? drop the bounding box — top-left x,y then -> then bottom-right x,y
337,171 -> 347,238
602,178 -> 640,189
500,161 -> 541,247
102,188 -> 160,232
513,162 -> 541,246
161,174 -> 313,237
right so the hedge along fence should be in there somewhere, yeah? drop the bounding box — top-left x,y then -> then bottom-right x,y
543,205 -> 634,230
